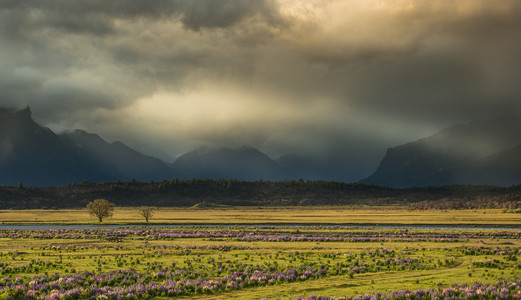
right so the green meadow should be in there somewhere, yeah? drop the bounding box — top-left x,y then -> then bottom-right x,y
0,208 -> 520,298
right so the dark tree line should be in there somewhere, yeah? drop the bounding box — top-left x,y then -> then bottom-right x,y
0,178 -> 520,209
411,194 -> 521,211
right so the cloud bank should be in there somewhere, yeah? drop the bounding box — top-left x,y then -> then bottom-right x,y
1,0 -> 521,181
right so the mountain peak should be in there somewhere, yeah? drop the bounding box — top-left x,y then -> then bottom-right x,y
192,145 -> 258,154
19,105 -> 31,118
59,129 -> 173,181
173,146 -> 289,181
0,106 -> 31,119
362,117 -> 521,187
0,106 -> 113,186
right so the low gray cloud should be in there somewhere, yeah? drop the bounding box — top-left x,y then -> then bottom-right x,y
0,0 -> 283,35
1,0 -> 520,181
179,0 -> 283,31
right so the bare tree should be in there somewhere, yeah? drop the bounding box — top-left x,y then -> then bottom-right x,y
139,206 -> 156,222
87,199 -> 115,222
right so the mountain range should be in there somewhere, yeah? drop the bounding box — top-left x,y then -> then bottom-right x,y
172,146 -> 292,181
1,106 -> 521,187
0,107 -> 301,186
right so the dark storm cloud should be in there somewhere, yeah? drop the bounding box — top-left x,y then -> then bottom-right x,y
287,1 -> 521,122
0,0 -> 282,34
0,0 -> 285,111
179,0 -> 282,31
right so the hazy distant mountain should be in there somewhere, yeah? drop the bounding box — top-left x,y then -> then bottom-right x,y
362,118 -> 521,187
0,106 -> 176,186
469,144 -> 521,186
0,107 -> 112,186
277,154 -> 332,180
60,129 -> 174,182
5,106 -> 521,188
0,106 -> 303,185
277,154 -> 312,178
172,146 -> 292,181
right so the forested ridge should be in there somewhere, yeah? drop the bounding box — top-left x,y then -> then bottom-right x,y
1,179 -> 521,209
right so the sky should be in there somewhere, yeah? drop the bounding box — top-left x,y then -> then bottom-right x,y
1,0 -> 521,181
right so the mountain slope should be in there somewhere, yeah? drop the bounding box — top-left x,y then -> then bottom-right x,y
277,154 -> 341,180
470,144 -> 521,186
60,130 -> 175,181
362,118 -> 521,187
172,146 -> 292,181
0,107 -> 112,186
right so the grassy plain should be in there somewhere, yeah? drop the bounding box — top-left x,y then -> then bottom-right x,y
0,225 -> 520,299
1,208 -> 521,298
1,207 -> 521,226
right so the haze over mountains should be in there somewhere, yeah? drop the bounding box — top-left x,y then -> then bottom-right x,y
172,147 -> 291,181
0,107 -> 112,185
0,107 -> 305,185
60,129 -> 174,183
1,106 -> 521,187
362,118 -> 521,187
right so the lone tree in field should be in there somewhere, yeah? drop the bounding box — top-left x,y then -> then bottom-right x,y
87,199 -> 115,222
139,206 -> 155,222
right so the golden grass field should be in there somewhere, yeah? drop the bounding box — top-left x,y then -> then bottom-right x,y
1,207 -> 520,225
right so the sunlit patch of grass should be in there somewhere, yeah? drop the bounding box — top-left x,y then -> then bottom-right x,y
1,207 -> 521,225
